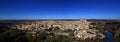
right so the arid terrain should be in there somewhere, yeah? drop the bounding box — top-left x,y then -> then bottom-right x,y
0,19 -> 120,42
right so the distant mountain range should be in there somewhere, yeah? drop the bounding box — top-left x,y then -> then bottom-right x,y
0,19 -> 120,23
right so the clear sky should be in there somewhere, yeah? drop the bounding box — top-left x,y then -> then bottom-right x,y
0,0 -> 120,19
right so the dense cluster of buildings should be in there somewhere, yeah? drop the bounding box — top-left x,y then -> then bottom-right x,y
6,19 -> 104,40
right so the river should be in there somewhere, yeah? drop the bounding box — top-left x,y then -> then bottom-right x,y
103,30 -> 114,42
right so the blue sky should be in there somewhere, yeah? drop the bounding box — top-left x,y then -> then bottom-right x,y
0,0 -> 120,19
